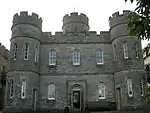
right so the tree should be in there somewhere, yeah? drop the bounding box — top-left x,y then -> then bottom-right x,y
125,0 -> 150,40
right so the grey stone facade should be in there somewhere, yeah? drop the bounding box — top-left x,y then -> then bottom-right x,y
0,43 -> 9,110
4,10 -> 147,112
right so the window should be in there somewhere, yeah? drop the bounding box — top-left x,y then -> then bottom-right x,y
21,79 -> 26,99
123,42 -> 128,59
98,83 -> 106,99
127,78 -> 133,97
34,46 -> 39,63
135,43 -> 139,58
49,50 -> 56,65
24,43 -> 29,60
140,78 -> 144,96
10,79 -> 14,98
14,43 -> 17,60
72,50 -> 80,65
113,45 -> 117,61
96,50 -> 104,64
48,83 -> 55,100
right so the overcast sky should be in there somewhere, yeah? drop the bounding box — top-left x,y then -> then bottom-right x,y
0,0 -> 149,50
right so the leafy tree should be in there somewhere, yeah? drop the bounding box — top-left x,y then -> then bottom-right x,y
125,0 -> 150,40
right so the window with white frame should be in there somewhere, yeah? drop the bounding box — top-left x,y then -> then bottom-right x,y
10,79 -> 14,98
48,83 -> 55,100
140,78 -> 144,96
135,43 -> 139,58
49,50 -> 56,65
14,43 -> 17,60
96,50 -> 104,64
34,46 -> 39,63
21,79 -> 26,99
72,50 -> 80,65
127,78 -> 133,97
24,43 -> 29,60
98,82 -> 106,99
123,42 -> 128,59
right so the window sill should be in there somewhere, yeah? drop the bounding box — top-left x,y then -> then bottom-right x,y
48,64 -> 56,67
48,98 -> 55,100
97,63 -> 104,65
98,97 -> 106,100
47,98 -> 56,102
73,64 -> 80,66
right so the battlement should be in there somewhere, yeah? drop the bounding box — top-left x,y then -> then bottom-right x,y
42,31 -> 110,43
12,11 -> 43,29
62,12 -> 89,26
109,10 -> 131,28
0,42 -> 9,59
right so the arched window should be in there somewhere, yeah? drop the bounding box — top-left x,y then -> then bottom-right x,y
140,78 -> 144,96
21,79 -> 26,99
10,79 -> 14,98
113,44 -> 117,61
72,50 -> 80,65
98,82 -> 106,99
123,42 -> 128,59
135,43 -> 139,58
24,43 -> 29,60
34,46 -> 39,63
96,49 -> 104,65
48,83 -> 55,100
14,43 -> 17,60
127,78 -> 133,97
49,50 -> 56,65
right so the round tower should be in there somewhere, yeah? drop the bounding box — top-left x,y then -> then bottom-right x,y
109,10 -> 146,110
62,12 -> 89,35
10,11 -> 42,71
5,11 -> 42,112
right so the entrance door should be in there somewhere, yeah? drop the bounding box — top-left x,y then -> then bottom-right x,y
116,88 -> 122,110
73,90 -> 81,111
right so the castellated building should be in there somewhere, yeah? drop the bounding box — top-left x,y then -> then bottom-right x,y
0,43 -> 9,111
4,10 -> 147,112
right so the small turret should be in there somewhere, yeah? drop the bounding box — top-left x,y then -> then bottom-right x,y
12,11 -> 42,29
62,12 -> 89,35
109,10 -> 131,29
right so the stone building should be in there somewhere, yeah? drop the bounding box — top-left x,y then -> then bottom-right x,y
0,43 -> 9,110
4,10 -> 147,112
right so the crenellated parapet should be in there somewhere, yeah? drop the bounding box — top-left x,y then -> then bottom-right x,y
42,31 -> 110,43
0,43 -> 9,60
109,10 -> 131,28
63,12 -> 89,26
12,11 -> 43,29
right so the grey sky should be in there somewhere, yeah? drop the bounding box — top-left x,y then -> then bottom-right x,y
0,0 -> 149,50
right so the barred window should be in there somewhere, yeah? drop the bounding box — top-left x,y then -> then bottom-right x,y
72,50 -> 80,65
48,83 -> 55,100
14,43 -> 17,60
98,82 -> 106,99
135,43 -> 139,58
96,50 -> 104,64
10,79 -> 14,98
49,50 -> 56,65
123,42 -> 128,59
21,79 -> 26,99
127,78 -> 133,97
140,78 -> 144,96
24,43 -> 29,60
